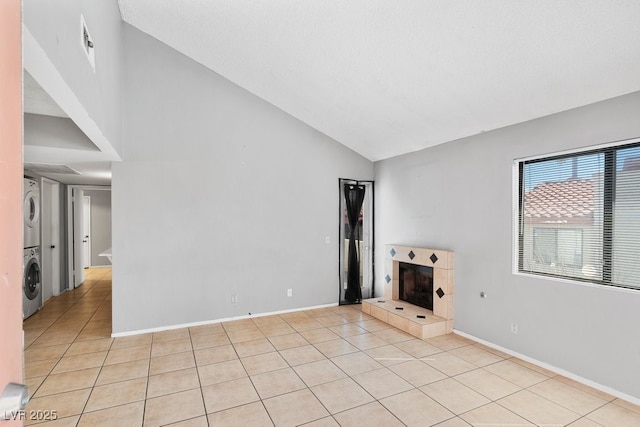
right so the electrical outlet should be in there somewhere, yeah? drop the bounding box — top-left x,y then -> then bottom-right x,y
510,322 -> 518,334
325,236 -> 331,244
231,295 -> 238,303
287,289 -> 293,297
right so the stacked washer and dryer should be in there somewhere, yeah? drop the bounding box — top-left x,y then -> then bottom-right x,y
23,177 -> 42,319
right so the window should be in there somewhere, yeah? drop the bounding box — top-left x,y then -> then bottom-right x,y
518,139 -> 640,290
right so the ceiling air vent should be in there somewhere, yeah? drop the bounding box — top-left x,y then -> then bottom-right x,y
81,14 -> 95,71
24,163 -> 82,175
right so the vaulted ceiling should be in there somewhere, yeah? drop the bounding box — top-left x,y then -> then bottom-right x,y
118,0 -> 640,161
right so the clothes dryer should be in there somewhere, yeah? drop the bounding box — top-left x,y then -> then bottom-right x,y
23,177 -> 40,248
23,246 -> 42,319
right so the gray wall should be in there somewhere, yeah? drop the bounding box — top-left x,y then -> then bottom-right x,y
374,91 -> 640,399
23,0 -> 123,156
112,25 -> 373,333
84,190 -> 111,267
24,113 -> 99,151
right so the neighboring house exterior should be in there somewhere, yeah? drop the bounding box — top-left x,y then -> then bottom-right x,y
523,157 -> 640,287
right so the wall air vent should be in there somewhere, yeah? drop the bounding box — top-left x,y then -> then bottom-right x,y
81,14 -> 95,71
24,163 -> 82,175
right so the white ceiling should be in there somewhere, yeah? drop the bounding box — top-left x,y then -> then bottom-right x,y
118,0 -> 640,161
24,71 -> 68,118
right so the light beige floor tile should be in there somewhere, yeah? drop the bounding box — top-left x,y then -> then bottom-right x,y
455,368 -> 521,400
313,339 -> 359,358
31,332 -> 79,347
613,398 -> 640,414
365,345 -> 414,367
104,344 -> 151,365
315,315 -> 350,327
299,416 -> 339,426
263,388 -> 329,426
111,333 -> 153,350
568,418 -> 604,427
149,351 -> 195,375
333,401 -> 404,427
509,357 -> 557,376
233,338 -> 276,357
394,339 -> 442,359
151,337 -> 192,357
484,359 -> 549,388
25,344 -> 70,363
165,415 -> 209,426
201,377 -> 260,413
381,388 -> 454,426
529,378 -> 608,415
356,319 -> 392,333
78,401 -> 144,426
288,319 -> 325,332
26,358 -> 59,379
328,324 -> 367,338
293,359 -> 347,387
188,323 -> 224,337
433,418 -> 472,427
310,377 -> 374,414
51,351 -> 107,374
372,328 -> 415,344
207,401 -> 273,427
449,345 -> 504,367
268,333 -> 308,350
422,351 -> 477,376
25,389 -> 91,423
352,367 -> 413,400
420,378 -> 490,414
279,345 -> 325,366
389,359 -> 448,387
65,338 -> 113,356
250,367 -> 307,399
241,351 -> 289,376
153,328 -> 190,342
344,332 -> 388,351
299,328 -> 340,344
460,403 -> 534,426
95,358 -> 149,386
499,390 -> 581,425
144,388 -> 206,427
222,318 -> 258,332
194,344 -> 237,366
190,331 -> 230,350
586,402 -> 640,426
425,334 -> 474,351
25,415 -> 80,427
25,376 -> 46,398
259,323 -> 296,337
331,351 -> 382,376
554,376 -> 616,401
84,377 -> 147,412
226,328 -> 266,343
35,368 -> 100,397
147,367 -> 200,398
198,359 -> 247,386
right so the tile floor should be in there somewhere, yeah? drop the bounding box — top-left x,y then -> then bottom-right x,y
23,268 -> 640,426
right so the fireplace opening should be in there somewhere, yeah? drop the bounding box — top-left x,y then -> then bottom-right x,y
398,262 -> 433,310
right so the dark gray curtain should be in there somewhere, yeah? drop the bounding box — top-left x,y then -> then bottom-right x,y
344,184 -> 366,303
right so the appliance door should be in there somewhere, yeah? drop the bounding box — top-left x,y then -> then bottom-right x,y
24,257 -> 40,300
23,189 -> 40,229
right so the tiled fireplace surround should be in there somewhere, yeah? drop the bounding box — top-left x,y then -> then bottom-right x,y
362,245 -> 454,339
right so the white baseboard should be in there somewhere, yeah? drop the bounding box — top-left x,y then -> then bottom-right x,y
111,302 -> 339,338
454,329 -> 640,406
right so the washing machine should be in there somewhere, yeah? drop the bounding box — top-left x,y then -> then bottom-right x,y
23,247 -> 42,319
23,177 -> 40,248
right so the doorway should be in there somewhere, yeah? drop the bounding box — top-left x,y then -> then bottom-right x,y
82,195 -> 91,269
339,179 -> 374,305
41,178 -> 61,301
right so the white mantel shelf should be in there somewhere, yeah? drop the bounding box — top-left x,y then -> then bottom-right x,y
362,244 -> 454,339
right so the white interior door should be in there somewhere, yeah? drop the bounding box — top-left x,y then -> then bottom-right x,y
82,196 -> 91,268
73,188 -> 85,287
41,179 -> 61,301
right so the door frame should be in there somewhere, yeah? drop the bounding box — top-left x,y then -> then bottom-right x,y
338,179 -> 375,304
66,185 -> 111,289
41,178 -> 61,300
82,195 -> 91,269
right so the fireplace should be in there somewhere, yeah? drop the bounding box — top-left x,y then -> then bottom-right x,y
398,262 -> 433,310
